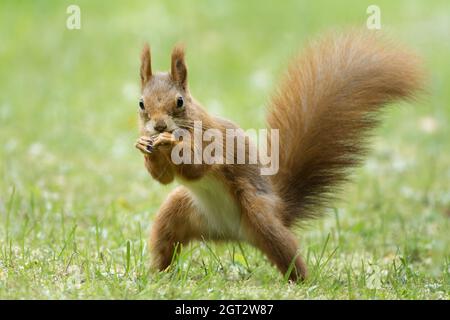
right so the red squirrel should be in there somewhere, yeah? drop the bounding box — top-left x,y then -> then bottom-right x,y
134,31 -> 423,281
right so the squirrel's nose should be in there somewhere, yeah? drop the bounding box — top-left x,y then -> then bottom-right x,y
154,120 -> 167,133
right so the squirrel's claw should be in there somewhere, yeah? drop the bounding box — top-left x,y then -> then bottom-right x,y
135,137 -> 153,154
152,132 -> 175,148
135,133 -> 174,155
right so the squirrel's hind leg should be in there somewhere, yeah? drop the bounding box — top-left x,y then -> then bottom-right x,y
149,186 -> 204,271
240,194 -> 308,282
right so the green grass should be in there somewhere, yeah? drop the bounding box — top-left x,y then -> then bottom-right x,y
0,0 -> 449,299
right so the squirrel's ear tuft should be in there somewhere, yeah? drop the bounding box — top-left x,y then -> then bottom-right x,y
140,43 -> 152,87
171,44 -> 187,90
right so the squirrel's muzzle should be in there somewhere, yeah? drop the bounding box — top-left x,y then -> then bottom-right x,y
154,119 -> 168,133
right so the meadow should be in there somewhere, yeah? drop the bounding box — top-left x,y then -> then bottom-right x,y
0,0 -> 448,299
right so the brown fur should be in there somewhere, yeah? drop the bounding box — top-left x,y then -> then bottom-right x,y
135,31 -> 423,281
267,31 -> 424,226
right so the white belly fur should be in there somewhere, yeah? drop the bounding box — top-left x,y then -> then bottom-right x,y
177,174 -> 244,239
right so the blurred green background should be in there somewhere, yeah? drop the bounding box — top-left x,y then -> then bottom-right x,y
0,0 -> 448,299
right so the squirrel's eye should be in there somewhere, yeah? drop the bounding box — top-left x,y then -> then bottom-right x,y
139,99 -> 145,110
176,96 -> 184,108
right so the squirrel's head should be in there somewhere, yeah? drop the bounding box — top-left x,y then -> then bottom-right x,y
138,43 -> 194,137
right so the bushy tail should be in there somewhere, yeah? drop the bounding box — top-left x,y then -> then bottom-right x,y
267,31 -> 424,226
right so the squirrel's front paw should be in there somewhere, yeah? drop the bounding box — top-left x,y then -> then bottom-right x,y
135,133 -> 176,155
135,136 -> 154,154
152,132 -> 176,149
